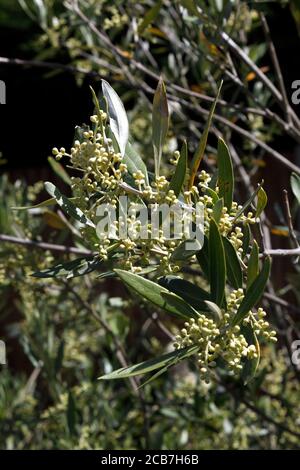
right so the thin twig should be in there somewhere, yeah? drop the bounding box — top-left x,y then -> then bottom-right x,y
0,234 -> 94,256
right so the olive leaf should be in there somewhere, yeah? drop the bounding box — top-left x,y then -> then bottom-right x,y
152,77 -> 169,178
189,81 -> 222,189
115,269 -> 197,319
102,79 -> 129,156
256,187 -> 267,218
291,172 -> 300,205
247,240 -> 259,289
217,138 -> 234,211
44,182 -> 95,228
99,345 -> 199,380
222,237 -> 243,289
231,256 -> 271,327
209,218 -> 226,306
169,140 -> 187,196
48,157 -> 71,186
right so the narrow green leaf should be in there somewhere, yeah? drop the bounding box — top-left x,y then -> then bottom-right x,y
32,256 -> 101,279
152,78 -> 169,178
256,187 -> 267,218
44,182 -> 95,227
231,256 -> 271,326
223,237 -> 243,289
48,157 -> 72,186
209,218 -> 226,306
291,172 -> 300,205
247,240 -> 259,289
99,345 -> 198,380
241,326 -> 260,385
212,198 -> 224,224
102,80 -> 129,156
138,0 -> 162,34
158,275 -> 210,310
169,141 -> 187,196
115,269 -> 194,319
233,183 -> 262,223
161,292 -> 199,319
12,197 -> 56,210
124,140 -> 149,186
242,223 -> 251,257
196,235 -> 209,279
189,81 -> 222,189
217,138 -> 234,210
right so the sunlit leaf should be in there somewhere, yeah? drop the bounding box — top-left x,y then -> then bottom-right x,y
256,187 -> 267,218
99,345 -> 199,380
115,269 -> 195,319
291,172 -> 300,205
102,80 -> 129,156
44,182 -> 95,227
124,140 -> 149,186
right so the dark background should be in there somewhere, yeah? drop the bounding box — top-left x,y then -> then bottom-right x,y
0,2 -> 300,175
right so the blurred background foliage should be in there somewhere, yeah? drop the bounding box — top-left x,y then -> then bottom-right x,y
1,0 -> 300,449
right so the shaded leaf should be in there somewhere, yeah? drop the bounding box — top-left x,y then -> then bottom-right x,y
152,78 -> 169,177
241,326 -> 260,385
48,157 -> 71,186
189,81 -> 222,189
217,138 -> 234,210
158,275 -> 210,310
209,218 -> 226,306
196,235 -> 209,279
138,0 -> 163,34
233,183 -> 262,222
223,237 -> 243,289
247,240 -> 259,289
161,292 -> 199,319
231,256 -> 271,327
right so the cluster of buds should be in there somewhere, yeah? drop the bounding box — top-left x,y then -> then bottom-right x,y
174,289 -> 276,382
